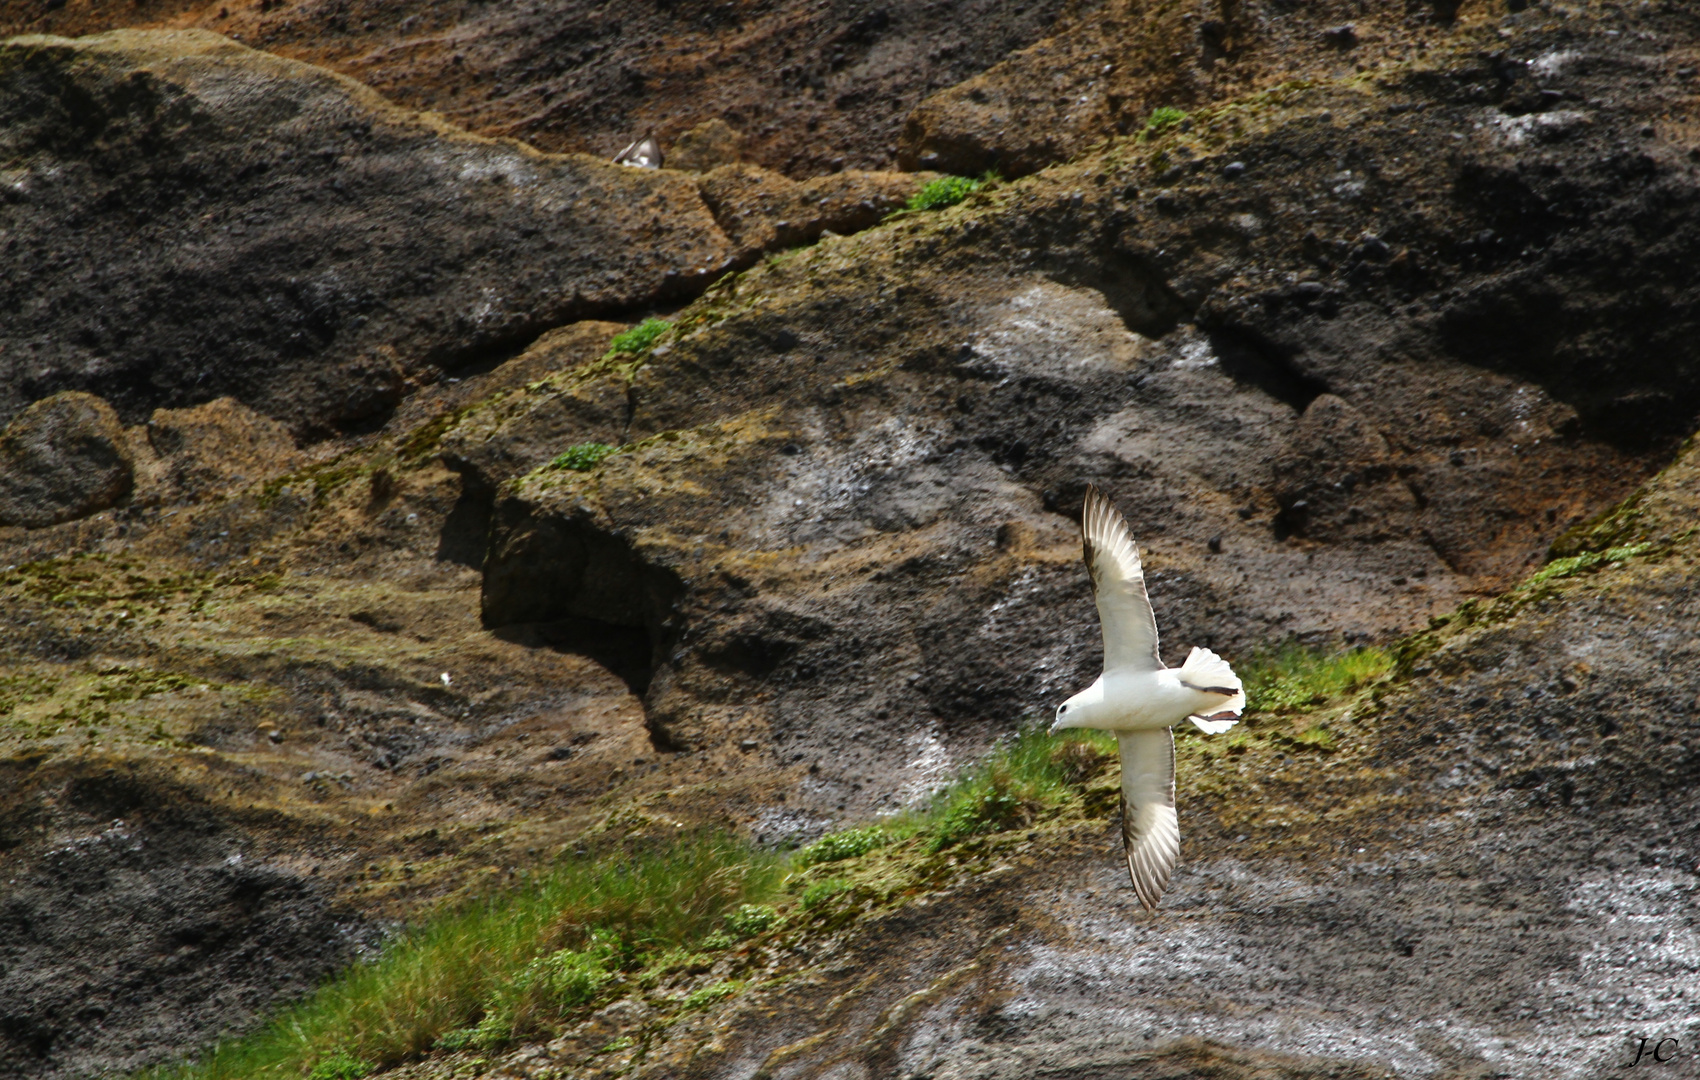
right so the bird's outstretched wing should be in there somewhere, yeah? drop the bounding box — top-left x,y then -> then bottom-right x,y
1081,484 -> 1161,672
1117,729 -> 1179,913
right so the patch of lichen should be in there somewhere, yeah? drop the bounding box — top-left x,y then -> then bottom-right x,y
517,409 -> 792,505
1547,490 -> 1651,560
0,661 -> 261,758
255,455 -> 373,509
0,553 -> 283,613
396,407 -> 477,464
0,671 -> 61,717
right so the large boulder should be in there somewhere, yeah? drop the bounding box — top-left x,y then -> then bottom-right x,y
0,30 -> 733,439
0,392 -> 133,528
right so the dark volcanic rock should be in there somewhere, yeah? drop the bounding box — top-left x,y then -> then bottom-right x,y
0,763 -> 366,1078
897,0 -> 1498,178
0,391 -> 133,528
0,29 -> 733,438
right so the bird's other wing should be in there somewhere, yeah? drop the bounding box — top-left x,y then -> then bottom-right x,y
1081,484 -> 1161,673
1116,729 -> 1179,913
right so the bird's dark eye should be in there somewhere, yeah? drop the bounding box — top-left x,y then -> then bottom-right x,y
1059,705 -> 1069,713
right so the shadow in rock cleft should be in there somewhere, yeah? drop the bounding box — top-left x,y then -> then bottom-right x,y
481,497 -> 685,746
434,460 -> 495,569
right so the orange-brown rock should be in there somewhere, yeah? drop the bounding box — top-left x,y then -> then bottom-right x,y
696,165 -> 933,263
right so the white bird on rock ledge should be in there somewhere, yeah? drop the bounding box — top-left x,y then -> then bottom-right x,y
1051,484 -> 1245,912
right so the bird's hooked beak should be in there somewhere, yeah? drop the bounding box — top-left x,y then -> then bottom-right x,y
1049,703 -> 1068,733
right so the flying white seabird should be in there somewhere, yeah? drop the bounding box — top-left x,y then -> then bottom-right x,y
1051,484 -> 1245,912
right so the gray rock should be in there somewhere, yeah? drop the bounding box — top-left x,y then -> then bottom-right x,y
0,392 -> 133,528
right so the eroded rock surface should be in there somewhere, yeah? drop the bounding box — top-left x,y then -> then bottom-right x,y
696,164 -> 932,264
141,397 -> 305,504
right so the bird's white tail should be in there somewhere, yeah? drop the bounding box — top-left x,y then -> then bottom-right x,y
1179,646 -> 1241,692
1179,647 -> 1245,732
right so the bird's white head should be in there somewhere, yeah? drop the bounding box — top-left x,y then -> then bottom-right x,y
1050,678 -> 1105,732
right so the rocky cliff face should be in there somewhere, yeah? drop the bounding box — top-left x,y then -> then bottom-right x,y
1,1 -> 1697,1078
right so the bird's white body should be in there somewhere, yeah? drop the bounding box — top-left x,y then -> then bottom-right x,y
1050,485 -> 1245,912
1056,669 -> 1234,733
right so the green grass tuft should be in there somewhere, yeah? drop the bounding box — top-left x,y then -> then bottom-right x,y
143,834 -> 786,1079
305,1051 -> 372,1080
904,172 -> 999,213
466,932 -> 619,1049
1141,106 -> 1188,140
1240,643 -> 1392,714
794,825 -> 889,867
921,726 -> 1112,852
800,879 -> 850,909
723,903 -> 778,938
604,318 -> 671,358
550,442 -> 618,472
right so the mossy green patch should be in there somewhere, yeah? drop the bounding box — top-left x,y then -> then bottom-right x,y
0,554 -> 282,614
255,456 -> 370,509
1240,644 -> 1392,715
549,442 -> 618,472
794,825 -> 889,867
799,879 -> 850,909
723,903 -> 778,938
304,1051 -> 373,1080
395,406 -> 475,464
0,672 -> 60,717
1140,106 -> 1188,140
604,318 -> 672,360
899,173 -> 999,215
680,981 -> 741,1012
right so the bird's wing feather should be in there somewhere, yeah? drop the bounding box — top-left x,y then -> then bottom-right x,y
1117,729 -> 1179,912
1081,485 -> 1161,673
